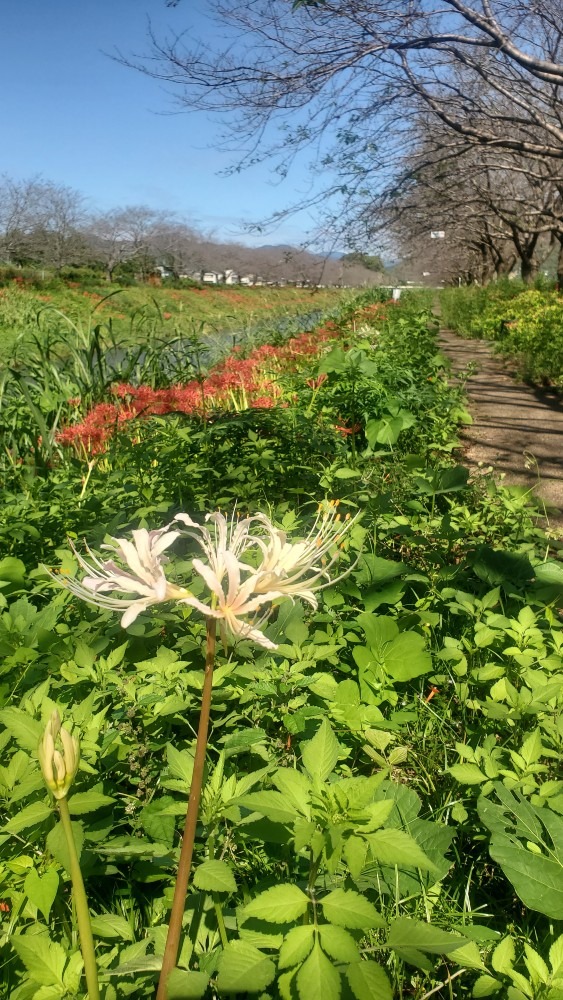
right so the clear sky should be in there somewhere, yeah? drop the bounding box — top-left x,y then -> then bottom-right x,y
0,0 -> 326,246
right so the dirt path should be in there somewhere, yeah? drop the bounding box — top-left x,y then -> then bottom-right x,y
439,330 -> 563,527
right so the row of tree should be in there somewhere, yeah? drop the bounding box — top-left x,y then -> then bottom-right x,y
135,0 -> 563,286
0,176 -> 384,287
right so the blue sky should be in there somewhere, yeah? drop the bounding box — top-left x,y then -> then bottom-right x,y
0,0 -> 326,246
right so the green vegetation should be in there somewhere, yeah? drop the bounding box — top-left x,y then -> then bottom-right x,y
0,288 -> 561,1000
440,284 -> 563,386
0,277 -> 343,362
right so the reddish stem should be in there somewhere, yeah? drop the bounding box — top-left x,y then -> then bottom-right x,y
156,617 -> 217,1000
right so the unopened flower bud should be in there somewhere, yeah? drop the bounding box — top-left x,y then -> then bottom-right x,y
38,710 -> 80,800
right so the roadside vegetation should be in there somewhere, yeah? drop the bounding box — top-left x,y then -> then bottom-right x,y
440,284 -> 563,387
0,287 -> 561,1000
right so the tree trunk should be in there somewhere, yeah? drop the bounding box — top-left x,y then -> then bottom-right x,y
520,256 -> 538,284
556,235 -> 563,292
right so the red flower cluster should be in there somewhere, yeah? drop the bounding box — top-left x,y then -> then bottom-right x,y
58,324 -> 336,454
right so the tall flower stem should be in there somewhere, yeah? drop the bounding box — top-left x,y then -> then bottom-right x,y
58,796 -> 99,1000
156,617 -> 217,1000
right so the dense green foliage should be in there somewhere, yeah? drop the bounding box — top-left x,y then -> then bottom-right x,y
0,290 -> 561,1000
440,285 -> 563,386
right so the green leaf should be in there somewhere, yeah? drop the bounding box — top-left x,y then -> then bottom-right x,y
279,926 -> 316,969
478,786 -> 563,920
472,975 -> 502,997
24,868 -> 59,920
449,764 -> 488,785
321,888 -> 385,930
346,960 -> 393,1000
301,719 -> 341,782
140,796 -> 176,847
243,884 -> 309,923
68,789 -> 115,815
388,918 -> 468,955
11,935 -> 66,987
367,829 -> 436,871
4,800 -> 51,834
166,744 -> 194,788
237,790 -> 298,825
491,936 -> 516,974
166,968 -> 210,998
296,940 -> 341,1000
0,709 -> 43,752
216,941 -> 276,993
318,924 -> 360,963
90,913 -> 134,941
47,819 -> 84,871
384,632 -> 432,682
193,859 -> 236,894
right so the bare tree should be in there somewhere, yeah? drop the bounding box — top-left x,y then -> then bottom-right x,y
118,0 -> 563,268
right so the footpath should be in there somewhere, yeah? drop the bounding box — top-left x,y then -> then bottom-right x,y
438,330 -> 563,529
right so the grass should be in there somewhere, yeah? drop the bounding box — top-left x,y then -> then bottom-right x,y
0,280 -> 346,362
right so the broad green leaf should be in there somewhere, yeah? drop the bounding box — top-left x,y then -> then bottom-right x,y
11,935 -> 66,987
519,730 -> 542,768
4,800 -> 51,834
0,709 -> 43,752
301,719 -> 341,782
448,940 -> 487,970
492,936 -> 516,974
216,941 -> 276,993
140,796 -> 176,847
367,829 -> 436,871
166,743 -> 194,788
272,769 -> 312,817
478,786 -> 563,920
318,924 -> 360,963
449,764 -> 488,785
193,859 -> 236,894
322,888 -> 385,930
237,790 -> 298,825
388,918 -> 468,954
47,819 -> 84,871
166,969 -> 210,998
68,789 -> 115,815
296,940 -> 341,1000
346,960 -> 393,1000
243,884 -> 309,923
488,836 -> 563,919
550,934 -> 563,977
343,835 -> 369,880
24,868 -> 59,920
90,913 -> 135,941
472,974 -> 502,997
279,926 -> 316,969
384,632 -> 432,682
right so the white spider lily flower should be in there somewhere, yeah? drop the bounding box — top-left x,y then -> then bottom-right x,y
49,526 -> 191,627
184,549 -> 281,649
174,511 -> 263,582
39,710 -> 80,800
249,501 -> 360,607
174,503 -> 359,648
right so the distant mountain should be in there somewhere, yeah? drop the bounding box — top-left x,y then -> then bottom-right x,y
257,244 -> 344,259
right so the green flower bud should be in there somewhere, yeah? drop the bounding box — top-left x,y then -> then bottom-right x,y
39,710 -> 80,800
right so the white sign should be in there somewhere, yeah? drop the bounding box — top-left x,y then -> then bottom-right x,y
430,231 -> 445,239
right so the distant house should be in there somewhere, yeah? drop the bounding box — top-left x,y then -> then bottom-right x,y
202,271 -> 223,284
240,274 -> 255,286
224,269 -> 240,285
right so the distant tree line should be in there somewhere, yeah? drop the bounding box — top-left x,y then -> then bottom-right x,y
0,175 -> 385,287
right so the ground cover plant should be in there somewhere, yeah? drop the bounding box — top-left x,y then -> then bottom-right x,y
0,279 -> 343,363
0,290 -> 562,1000
440,285 -> 563,387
